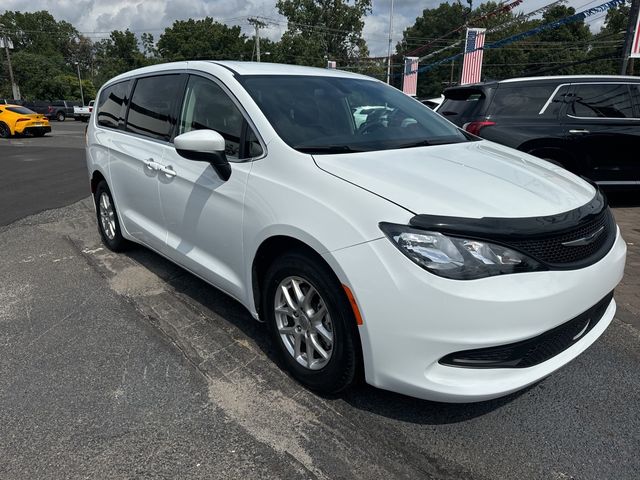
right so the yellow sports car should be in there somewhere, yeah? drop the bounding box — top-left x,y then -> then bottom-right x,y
0,104 -> 51,138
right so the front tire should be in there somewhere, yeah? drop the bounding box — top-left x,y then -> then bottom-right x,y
262,251 -> 359,394
94,180 -> 128,252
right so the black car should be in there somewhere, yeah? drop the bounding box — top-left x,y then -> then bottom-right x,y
439,76 -> 640,187
49,100 -> 79,121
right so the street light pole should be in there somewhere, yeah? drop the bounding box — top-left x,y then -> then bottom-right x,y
75,62 -> 85,106
386,0 -> 395,84
0,24 -> 20,100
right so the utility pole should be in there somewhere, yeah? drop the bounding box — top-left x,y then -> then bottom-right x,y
75,62 -> 85,106
386,0 -> 395,84
248,18 -> 267,62
620,0 -> 640,75
0,24 -> 20,100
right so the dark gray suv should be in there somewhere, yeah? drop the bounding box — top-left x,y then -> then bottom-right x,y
439,76 -> 640,188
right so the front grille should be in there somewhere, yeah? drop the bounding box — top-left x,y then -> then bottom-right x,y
508,208 -> 615,267
439,291 -> 613,369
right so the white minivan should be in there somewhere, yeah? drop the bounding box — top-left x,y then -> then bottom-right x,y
86,61 -> 626,403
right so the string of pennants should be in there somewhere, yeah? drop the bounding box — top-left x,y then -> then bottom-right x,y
418,0 -> 565,63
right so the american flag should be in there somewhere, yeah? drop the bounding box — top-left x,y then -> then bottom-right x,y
631,13 -> 640,58
460,28 -> 486,85
402,57 -> 419,96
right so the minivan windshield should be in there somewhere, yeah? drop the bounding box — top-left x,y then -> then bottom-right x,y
240,75 -> 471,154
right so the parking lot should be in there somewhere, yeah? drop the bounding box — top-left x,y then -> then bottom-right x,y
1,121 -> 639,479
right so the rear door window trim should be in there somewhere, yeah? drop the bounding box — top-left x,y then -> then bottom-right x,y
540,82 -> 640,119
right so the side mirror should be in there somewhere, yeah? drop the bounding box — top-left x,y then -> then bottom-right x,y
174,129 -> 231,181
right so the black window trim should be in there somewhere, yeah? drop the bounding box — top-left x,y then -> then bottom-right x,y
540,81 -> 640,120
94,69 -> 267,162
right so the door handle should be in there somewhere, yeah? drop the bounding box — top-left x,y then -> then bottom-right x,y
569,129 -> 590,135
159,165 -> 176,177
143,158 -> 160,170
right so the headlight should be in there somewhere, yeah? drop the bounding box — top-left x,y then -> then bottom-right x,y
379,222 -> 544,280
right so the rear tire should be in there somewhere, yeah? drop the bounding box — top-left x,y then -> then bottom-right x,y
56,112 -> 65,122
262,251 -> 359,394
94,180 -> 128,252
0,122 -> 10,138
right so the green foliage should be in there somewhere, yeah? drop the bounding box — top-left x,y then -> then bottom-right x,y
93,30 -> 147,87
157,18 -> 249,61
276,0 -> 371,66
9,51 -> 66,99
0,10 -> 78,58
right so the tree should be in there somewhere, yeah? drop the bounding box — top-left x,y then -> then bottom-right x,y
94,30 -> 146,86
396,2 -> 473,96
157,18 -> 249,61
8,52 -> 66,99
276,0 -> 371,66
141,32 -> 159,59
0,10 -> 81,98
588,4 -> 634,75
0,10 -> 78,58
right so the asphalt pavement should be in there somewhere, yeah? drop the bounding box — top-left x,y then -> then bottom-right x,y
0,121 -> 89,226
1,123 -> 639,479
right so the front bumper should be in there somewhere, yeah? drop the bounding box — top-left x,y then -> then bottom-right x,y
327,227 -> 626,403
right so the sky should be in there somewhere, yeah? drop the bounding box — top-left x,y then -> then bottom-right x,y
0,0 -> 612,57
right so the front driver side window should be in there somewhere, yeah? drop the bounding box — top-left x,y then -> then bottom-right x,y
178,75 -> 246,159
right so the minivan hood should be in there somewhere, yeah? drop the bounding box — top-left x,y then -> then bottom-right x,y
313,140 -> 596,219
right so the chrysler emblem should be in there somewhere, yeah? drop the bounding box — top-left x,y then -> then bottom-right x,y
561,226 -> 605,247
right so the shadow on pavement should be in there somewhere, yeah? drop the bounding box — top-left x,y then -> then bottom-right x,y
121,242 -> 527,425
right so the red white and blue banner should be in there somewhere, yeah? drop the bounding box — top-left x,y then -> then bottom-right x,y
402,57 -> 419,96
631,10 -> 640,58
326,60 -> 337,69
460,28 -> 486,85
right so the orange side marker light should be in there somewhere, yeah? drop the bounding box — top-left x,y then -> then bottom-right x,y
342,284 -> 363,326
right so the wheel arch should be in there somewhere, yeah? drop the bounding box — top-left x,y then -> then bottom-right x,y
251,235 -> 331,318
251,233 -> 365,379
518,139 -> 579,172
90,169 -> 107,194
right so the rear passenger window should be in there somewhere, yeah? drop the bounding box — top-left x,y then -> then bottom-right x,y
126,75 -> 183,141
570,84 -> 634,119
490,86 -> 557,117
97,80 -> 131,129
178,75 -> 244,159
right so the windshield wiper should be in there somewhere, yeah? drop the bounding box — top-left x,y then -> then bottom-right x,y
294,145 -> 362,154
394,139 -> 432,149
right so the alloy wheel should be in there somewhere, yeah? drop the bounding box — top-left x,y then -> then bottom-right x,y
98,192 -> 116,240
274,276 -> 334,370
